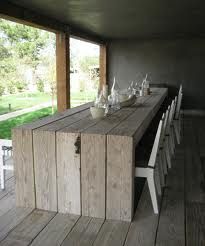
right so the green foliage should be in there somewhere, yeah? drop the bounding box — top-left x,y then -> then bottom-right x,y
0,18 -> 53,95
14,80 -> 27,92
0,19 -> 48,66
79,56 -> 99,73
7,81 -> 16,94
36,79 -> 45,92
0,82 -> 5,96
0,107 -> 56,139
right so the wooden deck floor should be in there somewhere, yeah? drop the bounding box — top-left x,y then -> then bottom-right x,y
0,116 -> 204,246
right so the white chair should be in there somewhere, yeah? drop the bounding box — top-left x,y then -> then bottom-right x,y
169,97 -> 178,155
164,105 -> 172,169
135,120 -> 163,214
165,98 -> 177,164
174,90 -> 183,144
0,139 -> 13,190
159,110 -> 170,177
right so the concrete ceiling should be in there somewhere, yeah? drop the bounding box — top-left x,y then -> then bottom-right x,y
8,0 -> 205,39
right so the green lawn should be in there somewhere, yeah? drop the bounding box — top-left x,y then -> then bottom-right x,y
0,90 -> 96,139
0,107 -> 55,139
0,92 -> 54,115
0,91 -> 96,115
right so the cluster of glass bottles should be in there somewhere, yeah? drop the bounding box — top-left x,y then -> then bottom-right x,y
94,74 -> 151,113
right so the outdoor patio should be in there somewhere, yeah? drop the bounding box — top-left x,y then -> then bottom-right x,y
0,115 -> 204,245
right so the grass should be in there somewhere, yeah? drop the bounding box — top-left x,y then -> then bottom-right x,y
0,107 -> 55,139
0,90 -> 96,139
0,91 -> 96,115
0,92 -> 54,115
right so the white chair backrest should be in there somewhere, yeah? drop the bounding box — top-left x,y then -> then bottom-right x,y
172,96 -> 177,121
164,106 -> 170,136
167,100 -> 175,134
179,84 -> 182,94
175,92 -> 183,119
148,120 -> 163,168
159,113 -> 165,147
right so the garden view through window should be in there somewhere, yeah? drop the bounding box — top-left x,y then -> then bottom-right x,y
70,37 -> 99,108
0,18 -> 99,139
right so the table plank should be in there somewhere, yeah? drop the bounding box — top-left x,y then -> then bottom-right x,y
106,135 -> 134,221
15,102 -> 93,130
56,132 -> 81,214
33,109 -> 90,211
108,88 -> 167,138
56,113 -> 116,215
12,128 -> 35,208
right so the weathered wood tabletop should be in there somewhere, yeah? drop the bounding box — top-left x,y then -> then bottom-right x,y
13,88 -> 167,222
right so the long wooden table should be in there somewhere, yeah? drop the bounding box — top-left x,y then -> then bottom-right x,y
13,88 -> 167,222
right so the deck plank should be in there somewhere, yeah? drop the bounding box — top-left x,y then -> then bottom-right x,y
0,207 -> 33,242
0,177 -> 14,201
194,117 -> 205,157
184,118 -> 205,203
0,190 -> 15,217
93,220 -> 130,246
124,182 -> 158,246
30,213 -> 79,246
186,202 -> 205,246
61,216 -> 104,246
155,141 -> 185,245
0,210 -> 56,246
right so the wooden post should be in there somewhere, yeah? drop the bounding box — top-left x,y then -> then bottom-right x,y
99,44 -> 107,91
56,32 -> 70,112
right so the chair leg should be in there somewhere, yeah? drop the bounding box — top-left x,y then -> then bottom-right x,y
0,155 -> 5,190
179,115 -> 182,141
169,133 -> 174,156
160,149 -> 167,176
167,134 -> 173,157
165,138 -> 172,169
158,154 -> 165,187
174,121 -> 180,144
171,126 -> 176,153
147,171 -> 159,214
155,164 -> 162,196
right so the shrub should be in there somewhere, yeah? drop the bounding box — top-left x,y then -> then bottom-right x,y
0,82 -> 5,97
7,81 -> 16,94
36,79 -> 45,92
15,80 -> 27,92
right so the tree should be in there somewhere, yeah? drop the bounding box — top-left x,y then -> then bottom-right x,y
0,19 -> 48,66
0,19 -> 52,94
